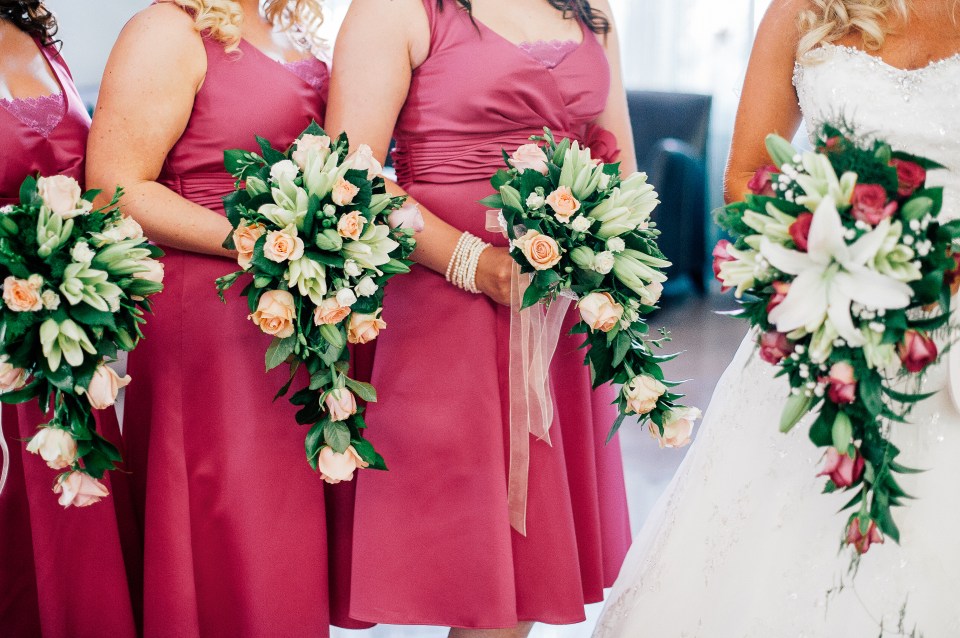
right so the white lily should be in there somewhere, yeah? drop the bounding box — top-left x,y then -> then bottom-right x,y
760,196 -> 914,346
793,152 -> 858,211
741,203 -> 797,244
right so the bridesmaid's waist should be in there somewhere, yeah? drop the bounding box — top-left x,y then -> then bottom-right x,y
158,171 -> 237,213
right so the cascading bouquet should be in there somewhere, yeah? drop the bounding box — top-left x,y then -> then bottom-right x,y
482,128 -> 699,447
0,175 -> 164,506
217,122 -> 415,483
714,124 -> 959,554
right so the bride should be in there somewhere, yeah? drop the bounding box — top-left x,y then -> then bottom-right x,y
594,0 -> 960,635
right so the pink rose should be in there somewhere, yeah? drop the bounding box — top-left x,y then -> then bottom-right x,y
650,407 -> 700,449
388,202 -> 425,233
331,178 -> 360,207
291,133 -> 331,170
316,445 -> 369,485
851,184 -> 897,225
790,212 -> 813,252
890,159 -> 926,197
545,186 -> 581,223
26,427 -> 77,469
759,331 -> 793,365
324,388 -> 357,422
516,230 -> 562,271
263,226 -> 305,263
623,375 -> 666,416
511,144 -> 549,174
578,292 -> 624,332
747,164 -> 777,197
347,311 -> 386,344
313,297 -> 351,326
346,144 -> 383,179
818,447 -> 865,488
846,517 -> 884,554
337,210 -> 365,240
250,290 -> 296,339
54,471 -> 109,508
3,275 -> 43,312
712,240 -> 735,291
898,330 -> 937,373
80,364 -> 131,410
766,281 -> 790,314
234,220 -> 266,270
0,358 -> 27,393
36,175 -> 82,217
825,362 -> 857,404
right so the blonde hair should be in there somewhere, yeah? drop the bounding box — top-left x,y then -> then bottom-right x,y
173,0 -> 324,52
797,0 -> 909,55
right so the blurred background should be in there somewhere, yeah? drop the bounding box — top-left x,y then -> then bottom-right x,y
44,0 -> 774,635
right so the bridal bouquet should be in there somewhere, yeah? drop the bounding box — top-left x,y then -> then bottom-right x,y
482,128 -> 698,446
715,124 -> 959,554
0,175 -> 164,506
217,122 -> 415,482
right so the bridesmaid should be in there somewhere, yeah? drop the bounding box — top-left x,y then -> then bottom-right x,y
86,1 -> 365,636
326,0 -> 633,634
0,3 -> 138,636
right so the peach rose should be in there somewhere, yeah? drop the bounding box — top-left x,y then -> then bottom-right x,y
546,186 -> 581,223
263,225 -> 305,263
0,357 -> 27,393
650,407 -> 700,449
511,144 -> 549,174
623,375 -> 667,415
578,292 -> 623,332
80,364 -> 131,410
3,275 -> 43,312
337,210 -> 365,240
26,427 -> 78,469
331,178 -> 360,207
347,311 -> 386,344
37,175 -> 82,217
313,297 -> 351,325
347,144 -> 384,179
54,470 -> 109,508
250,290 -> 296,338
317,445 -> 369,484
516,230 -> 562,271
291,133 -> 331,170
325,388 -> 358,422
234,220 -> 266,270
133,259 -> 165,284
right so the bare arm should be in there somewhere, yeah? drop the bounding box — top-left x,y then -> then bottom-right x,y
590,0 -> 637,174
724,0 -> 808,203
325,0 -> 513,304
86,3 -> 234,258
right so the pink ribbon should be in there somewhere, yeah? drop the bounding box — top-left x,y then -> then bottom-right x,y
0,412 -> 8,497
487,211 -> 572,535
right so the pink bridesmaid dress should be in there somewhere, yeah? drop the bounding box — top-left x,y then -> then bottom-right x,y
119,16 -> 368,635
350,1 -> 631,628
0,40 -> 138,638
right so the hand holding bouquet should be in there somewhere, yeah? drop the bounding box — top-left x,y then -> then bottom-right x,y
483,128 -> 698,445
0,175 -> 164,506
217,122 -> 415,482
715,124 -> 960,554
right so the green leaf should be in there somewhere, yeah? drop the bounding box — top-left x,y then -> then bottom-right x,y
353,437 -> 387,471
521,283 -> 545,310
605,412 -> 627,444
479,194 -> 505,210
344,377 -> 377,403
533,269 -> 561,290
265,336 -> 296,372
68,303 -> 117,330
323,420 -> 351,453
305,421 -> 324,468
612,332 -> 631,368
273,360 -> 300,401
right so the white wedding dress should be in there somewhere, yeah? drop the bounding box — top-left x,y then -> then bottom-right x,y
595,44 -> 960,638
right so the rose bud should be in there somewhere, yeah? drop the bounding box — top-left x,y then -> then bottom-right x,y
766,281 -> 791,314
712,240 -> 735,291
316,445 -> 369,484
898,330 -> 937,373
80,365 -> 132,410
578,291 -> 624,333
789,212 -> 814,252
649,407 -> 701,449
825,361 -> 857,404
54,471 -> 109,508
851,184 -> 897,226
26,427 -> 78,470
622,375 -> 667,416
818,446 -> 865,488
747,164 -> 777,197
846,517 -> 884,555
759,331 -> 793,365
324,388 -> 358,422
890,159 -> 926,197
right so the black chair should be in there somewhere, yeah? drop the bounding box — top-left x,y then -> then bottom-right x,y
627,90 -> 712,293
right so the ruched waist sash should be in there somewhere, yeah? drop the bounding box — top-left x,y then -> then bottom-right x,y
159,171 -> 238,213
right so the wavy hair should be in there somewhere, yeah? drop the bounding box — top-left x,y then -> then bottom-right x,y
797,0 -> 910,55
438,0 -> 610,35
172,0 -> 324,52
0,0 -> 58,45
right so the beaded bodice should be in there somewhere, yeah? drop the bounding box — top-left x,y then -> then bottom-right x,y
794,44 -> 960,220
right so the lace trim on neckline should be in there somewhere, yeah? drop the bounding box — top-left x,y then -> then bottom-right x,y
517,39 -> 579,69
0,93 -> 65,138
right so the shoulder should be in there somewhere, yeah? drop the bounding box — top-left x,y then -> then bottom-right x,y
338,0 -> 430,66
117,2 -> 205,58
753,0 -> 815,58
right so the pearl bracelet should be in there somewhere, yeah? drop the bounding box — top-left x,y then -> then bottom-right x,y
445,231 -> 490,294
